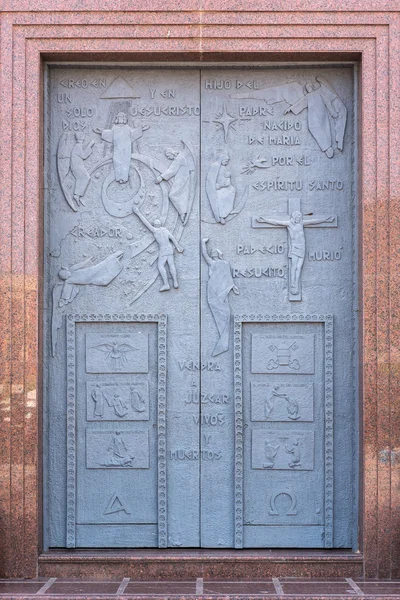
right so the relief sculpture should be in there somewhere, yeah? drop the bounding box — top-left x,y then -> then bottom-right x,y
285,440 -> 302,469
265,387 -> 300,421
251,383 -> 314,422
251,430 -> 314,471
94,111 -> 149,183
252,198 -> 337,300
45,67 -> 354,550
263,439 -> 280,469
201,238 -> 239,356
86,429 -> 150,469
57,132 -> 95,211
232,76 -> 347,157
284,76 -> 347,158
133,205 -> 184,291
251,333 -> 315,375
102,432 -> 136,467
91,385 -> 105,418
156,145 -> 195,224
256,211 -> 334,297
205,153 -> 248,224
51,251 -> 124,356
87,382 -> 149,421
92,341 -> 137,370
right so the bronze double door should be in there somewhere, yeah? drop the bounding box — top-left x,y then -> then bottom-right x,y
44,66 -> 357,549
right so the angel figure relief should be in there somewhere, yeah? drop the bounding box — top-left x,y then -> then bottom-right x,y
51,250 -> 124,357
283,76 -> 347,158
57,132 -> 95,212
232,75 -> 347,158
155,146 -> 194,224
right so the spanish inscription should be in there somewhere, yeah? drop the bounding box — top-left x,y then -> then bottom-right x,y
252,198 -> 337,300
45,66 -> 356,551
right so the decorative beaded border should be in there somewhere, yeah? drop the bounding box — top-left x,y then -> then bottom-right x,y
66,312 -> 167,549
233,313 -> 333,549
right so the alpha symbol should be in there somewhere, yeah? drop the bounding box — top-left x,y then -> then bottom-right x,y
104,492 -> 131,515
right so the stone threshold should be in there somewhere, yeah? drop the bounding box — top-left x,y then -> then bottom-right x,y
38,550 -> 363,580
2,576 -> 400,599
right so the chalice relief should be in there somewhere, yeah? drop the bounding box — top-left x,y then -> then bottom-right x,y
252,198 -> 337,301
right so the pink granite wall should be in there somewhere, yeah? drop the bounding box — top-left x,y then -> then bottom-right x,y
0,0 -> 399,580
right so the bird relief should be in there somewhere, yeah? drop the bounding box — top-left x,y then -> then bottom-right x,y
92,341 -> 138,371
85,332 -> 149,374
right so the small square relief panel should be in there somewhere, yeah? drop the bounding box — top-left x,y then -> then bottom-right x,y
85,332 -> 149,373
251,430 -> 314,471
251,383 -> 314,422
86,382 -> 150,421
251,334 -> 315,374
86,430 -> 150,469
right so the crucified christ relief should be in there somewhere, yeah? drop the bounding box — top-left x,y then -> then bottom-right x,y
253,198 -> 337,300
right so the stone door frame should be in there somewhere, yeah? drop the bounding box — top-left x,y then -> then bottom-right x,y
0,5 -> 398,579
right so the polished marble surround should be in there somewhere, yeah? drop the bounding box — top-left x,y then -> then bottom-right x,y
0,0 -> 399,582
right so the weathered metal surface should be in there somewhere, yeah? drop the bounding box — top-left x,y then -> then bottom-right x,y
44,66 -> 356,549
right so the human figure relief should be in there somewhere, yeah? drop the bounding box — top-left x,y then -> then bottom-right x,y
206,154 -> 235,224
263,439 -> 280,469
257,211 -> 334,296
94,111 -> 149,183
91,385 -> 105,418
130,387 -> 146,413
132,205 -> 184,292
284,76 -> 347,158
57,132 -> 95,211
102,432 -> 135,467
285,439 -> 302,468
232,76 -> 347,158
156,148 -> 191,223
265,386 -> 287,419
205,153 -> 249,225
106,393 -> 129,418
201,238 -> 239,356
285,394 -> 300,421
